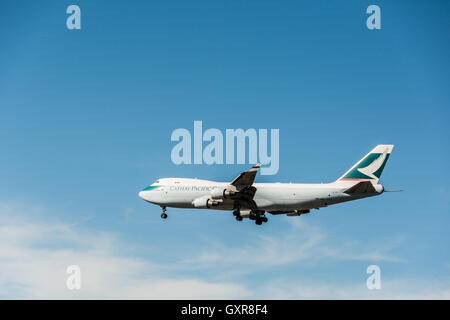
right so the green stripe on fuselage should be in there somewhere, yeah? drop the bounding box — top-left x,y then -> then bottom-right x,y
142,185 -> 161,191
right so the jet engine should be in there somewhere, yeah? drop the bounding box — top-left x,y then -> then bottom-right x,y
210,187 -> 237,199
192,196 -> 223,208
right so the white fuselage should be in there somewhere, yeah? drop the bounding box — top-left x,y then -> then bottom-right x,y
138,178 -> 384,212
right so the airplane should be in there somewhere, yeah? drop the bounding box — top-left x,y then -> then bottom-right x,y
138,145 -> 395,225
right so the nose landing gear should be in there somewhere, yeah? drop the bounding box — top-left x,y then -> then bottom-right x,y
161,206 -> 167,219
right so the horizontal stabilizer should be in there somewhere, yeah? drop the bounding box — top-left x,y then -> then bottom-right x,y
344,181 -> 376,194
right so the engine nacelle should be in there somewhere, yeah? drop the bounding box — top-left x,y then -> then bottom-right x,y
286,209 -> 310,216
210,187 -> 237,199
269,209 -> 310,216
192,196 -> 223,208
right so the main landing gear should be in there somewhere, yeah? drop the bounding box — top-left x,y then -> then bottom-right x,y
257,216 -> 268,225
233,209 -> 243,221
233,209 -> 268,225
161,206 -> 167,219
251,212 -> 268,225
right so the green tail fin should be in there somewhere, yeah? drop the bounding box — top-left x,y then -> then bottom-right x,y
338,145 -> 394,183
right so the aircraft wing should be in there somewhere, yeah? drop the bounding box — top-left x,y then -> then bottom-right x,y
222,164 -> 262,211
230,163 -> 261,187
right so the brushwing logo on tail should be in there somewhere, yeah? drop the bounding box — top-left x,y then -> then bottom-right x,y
357,148 -> 388,180
341,148 -> 390,180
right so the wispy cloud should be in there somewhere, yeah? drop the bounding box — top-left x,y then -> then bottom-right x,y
0,201 -> 447,299
0,202 -> 249,299
181,218 -> 404,275
258,278 -> 450,299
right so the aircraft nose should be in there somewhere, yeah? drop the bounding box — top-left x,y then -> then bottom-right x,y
138,187 -> 162,204
139,190 -> 156,203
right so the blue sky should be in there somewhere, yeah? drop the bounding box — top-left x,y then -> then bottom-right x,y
0,0 -> 449,298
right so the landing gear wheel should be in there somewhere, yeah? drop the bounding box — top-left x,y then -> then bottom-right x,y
236,215 -> 243,221
255,219 -> 262,225
261,217 -> 268,223
233,210 -> 239,217
160,206 -> 167,219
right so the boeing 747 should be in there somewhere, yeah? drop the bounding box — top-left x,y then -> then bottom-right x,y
138,145 -> 395,225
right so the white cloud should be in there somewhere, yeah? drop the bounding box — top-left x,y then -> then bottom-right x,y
258,278 -> 450,300
0,201 -> 448,299
0,202 -> 249,299
181,218 -> 404,275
